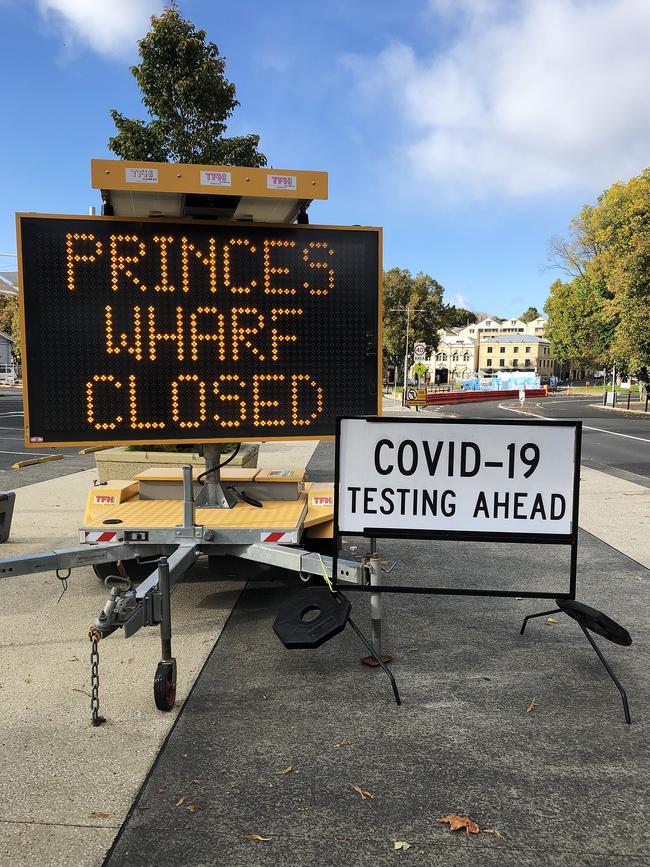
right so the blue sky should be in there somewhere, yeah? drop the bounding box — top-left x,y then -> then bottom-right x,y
2,0 -> 650,316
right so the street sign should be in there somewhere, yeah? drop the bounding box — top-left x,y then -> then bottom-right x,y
413,342 -> 426,360
17,215 -> 381,446
336,417 -> 580,539
405,387 -> 427,407
412,362 -> 428,377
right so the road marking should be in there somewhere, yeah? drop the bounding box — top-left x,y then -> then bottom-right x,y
0,448 -> 53,456
497,403 -> 548,419
497,402 -> 650,444
583,426 -> 650,444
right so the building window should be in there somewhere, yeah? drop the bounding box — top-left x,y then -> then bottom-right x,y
452,352 -> 459,362
525,359 -> 531,366
513,359 -> 518,367
463,352 -> 469,362
487,346 -> 492,354
500,346 -> 506,354
525,346 -> 531,353
499,359 -> 505,367
513,346 -> 519,353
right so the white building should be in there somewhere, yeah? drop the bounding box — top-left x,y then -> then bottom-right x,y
457,317 -> 502,339
428,330 -> 477,383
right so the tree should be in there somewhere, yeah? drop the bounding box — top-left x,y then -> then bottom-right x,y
544,278 -> 611,368
0,296 -> 21,361
546,168 -> 650,399
442,306 -> 477,328
382,268 -> 447,380
520,306 -> 540,323
109,5 -> 266,167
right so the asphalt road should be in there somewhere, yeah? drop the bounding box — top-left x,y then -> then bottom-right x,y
427,393 -> 650,487
0,389 -> 95,489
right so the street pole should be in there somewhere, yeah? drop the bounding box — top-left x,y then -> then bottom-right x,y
402,306 -> 411,404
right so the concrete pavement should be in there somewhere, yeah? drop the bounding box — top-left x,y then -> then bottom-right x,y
0,413 -> 648,866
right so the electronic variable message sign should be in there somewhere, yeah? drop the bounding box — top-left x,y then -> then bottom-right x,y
17,215 -> 380,446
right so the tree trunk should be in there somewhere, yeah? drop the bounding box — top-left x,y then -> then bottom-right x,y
638,366 -> 648,404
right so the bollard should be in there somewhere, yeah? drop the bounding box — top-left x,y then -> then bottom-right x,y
0,492 -> 15,543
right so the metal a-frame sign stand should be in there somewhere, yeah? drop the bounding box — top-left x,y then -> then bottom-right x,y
327,415 -> 633,724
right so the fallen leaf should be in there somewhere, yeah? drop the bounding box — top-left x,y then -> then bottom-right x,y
352,784 -> 374,801
526,698 -> 536,714
546,617 -> 559,625
484,828 -> 507,842
239,643 -> 250,652
243,833 -> 273,841
439,814 -> 480,835
277,766 -> 294,775
89,811 -> 111,819
175,797 -> 186,807
335,737 -> 351,748
153,788 -> 168,795
191,778 -> 201,784
262,693 -> 273,700
69,656 -> 80,662
186,804 -> 201,813
407,646 -> 418,653
394,841 -> 411,850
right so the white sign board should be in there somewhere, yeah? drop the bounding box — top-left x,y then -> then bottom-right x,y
337,418 -> 579,537
414,342 -> 426,360
200,170 -> 232,187
125,167 -> 158,184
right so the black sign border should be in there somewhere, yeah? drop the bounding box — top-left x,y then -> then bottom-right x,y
333,415 -> 582,600
16,213 -> 382,448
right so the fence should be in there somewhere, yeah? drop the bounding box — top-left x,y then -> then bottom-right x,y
603,391 -> 649,412
426,388 -> 546,406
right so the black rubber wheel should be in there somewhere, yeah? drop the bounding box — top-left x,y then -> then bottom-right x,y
154,660 -> 177,711
93,558 -> 159,584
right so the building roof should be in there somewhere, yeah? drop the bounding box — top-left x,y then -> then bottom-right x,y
0,271 -> 18,297
481,334 -> 548,343
0,332 -> 14,344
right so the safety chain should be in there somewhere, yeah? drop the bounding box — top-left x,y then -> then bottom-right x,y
88,627 -> 106,727
56,568 -> 71,604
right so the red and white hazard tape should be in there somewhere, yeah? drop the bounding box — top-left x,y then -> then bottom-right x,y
83,530 -> 118,543
260,531 -> 295,544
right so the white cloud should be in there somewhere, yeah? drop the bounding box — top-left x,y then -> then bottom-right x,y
356,0 -> 650,196
448,292 -> 472,309
37,0 -> 163,58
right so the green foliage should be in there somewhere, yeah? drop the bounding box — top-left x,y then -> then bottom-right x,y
544,278 -> 611,367
0,296 -> 20,361
520,306 -> 540,323
109,5 -> 266,167
382,268 -> 447,375
546,167 -> 650,394
442,306 -> 477,328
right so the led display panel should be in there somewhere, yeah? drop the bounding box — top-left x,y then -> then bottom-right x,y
17,215 -> 380,446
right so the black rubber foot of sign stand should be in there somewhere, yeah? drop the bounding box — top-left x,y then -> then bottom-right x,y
520,599 -> 632,725
360,654 -> 393,668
